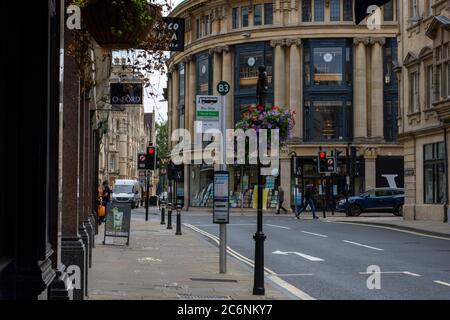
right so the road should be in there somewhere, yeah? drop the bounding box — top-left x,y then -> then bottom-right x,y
167,213 -> 450,300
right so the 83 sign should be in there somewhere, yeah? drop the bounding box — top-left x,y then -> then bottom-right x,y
217,81 -> 230,96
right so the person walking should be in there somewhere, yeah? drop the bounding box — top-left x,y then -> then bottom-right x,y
276,186 -> 288,214
296,184 -> 318,219
101,180 -> 111,223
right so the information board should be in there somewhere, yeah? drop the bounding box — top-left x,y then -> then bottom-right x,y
103,202 -> 131,245
213,171 -> 230,224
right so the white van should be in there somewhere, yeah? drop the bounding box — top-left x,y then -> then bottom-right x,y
112,179 -> 141,209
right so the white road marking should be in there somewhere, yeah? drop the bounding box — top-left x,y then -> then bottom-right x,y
301,231 -> 328,238
342,240 -> 384,251
333,221 -> 450,241
359,271 -> 421,277
265,224 -> 291,230
183,223 -> 316,300
273,250 -> 325,262
276,274 -> 314,277
434,280 -> 450,287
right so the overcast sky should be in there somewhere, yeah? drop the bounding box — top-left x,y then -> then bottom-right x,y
144,0 -> 184,123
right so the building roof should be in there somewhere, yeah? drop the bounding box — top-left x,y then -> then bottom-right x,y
426,15 -> 450,39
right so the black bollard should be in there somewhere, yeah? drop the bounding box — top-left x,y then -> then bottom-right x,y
167,203 -> 173,230
161,202 -> 166,225
175,205 -> 182,235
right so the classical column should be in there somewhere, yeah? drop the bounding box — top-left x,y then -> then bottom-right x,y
287,39 -> 302,141
353,38 -> 369,140
222,46 -> 233,129
370,37 -> 385,141
211,47 -> 223,96
271,39 -> 287,107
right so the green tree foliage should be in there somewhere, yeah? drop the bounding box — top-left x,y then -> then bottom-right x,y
156,121 -> 168,164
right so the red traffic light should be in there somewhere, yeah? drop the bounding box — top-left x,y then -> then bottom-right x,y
319,151 -> 326,159
147,147 -> 155,155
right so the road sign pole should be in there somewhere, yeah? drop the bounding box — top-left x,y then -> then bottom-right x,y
145,170 -> 150,221
219,92 -> 227,274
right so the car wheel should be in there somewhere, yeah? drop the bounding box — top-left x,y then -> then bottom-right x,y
349,204 -> 362,217
393,205 -> 403,217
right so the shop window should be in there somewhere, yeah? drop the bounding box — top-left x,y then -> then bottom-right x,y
264,3 -> 273,25
330,0 -> 340,21
232,7 -> 240,29
383,0 -> 393,21
314,0 -> 324,22
241,6 -> 249,27
302,0 -> 312,22
190,165 -> 214,207
384,38 -> 398,141
424,142 -> 445,204
254,4 -> 262,26
304,100 -> 352,141
178,63 -> 185,129
343,0 -> 353,21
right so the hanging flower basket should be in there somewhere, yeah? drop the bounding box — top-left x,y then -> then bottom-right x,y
80,0 -> 161,50
235,105 -> 296,143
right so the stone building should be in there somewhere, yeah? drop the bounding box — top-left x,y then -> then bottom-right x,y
397,0 -> 450,222
166,0 -> 403,211
98,59 -> 148,188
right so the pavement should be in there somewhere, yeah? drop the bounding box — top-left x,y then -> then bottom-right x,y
88,207 -> 291,300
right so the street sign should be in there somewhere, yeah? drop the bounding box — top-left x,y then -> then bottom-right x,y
196,95 -> 221,132
137,153 -> 147,170
217,81 -> 230,96
103,202 -> 132,246
162,17 -> 185,52
213,171 -> 230,224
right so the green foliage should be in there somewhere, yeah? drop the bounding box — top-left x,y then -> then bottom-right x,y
156,121 -> 169,162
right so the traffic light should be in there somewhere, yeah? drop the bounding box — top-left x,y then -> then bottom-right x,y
318,151 -> 336,174
146,146 -> 157,170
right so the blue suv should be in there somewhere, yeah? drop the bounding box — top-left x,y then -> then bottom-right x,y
336,188 -> 404,217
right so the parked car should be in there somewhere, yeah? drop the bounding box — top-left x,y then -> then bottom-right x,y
336,188 -> 404,216
112,179 -> 141,209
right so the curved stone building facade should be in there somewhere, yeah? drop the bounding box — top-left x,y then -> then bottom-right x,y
166,0 -> 403,210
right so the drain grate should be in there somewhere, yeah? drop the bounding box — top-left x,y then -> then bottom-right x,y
190,278 -> 238,283
178,293 -> 232,300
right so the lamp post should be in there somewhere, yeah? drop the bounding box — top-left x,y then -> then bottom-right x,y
253,65 -> 269,295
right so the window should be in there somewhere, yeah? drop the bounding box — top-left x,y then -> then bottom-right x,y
204,14 -> 211,36
330,0 -> 340,21
427,0 -> 433,16
426,65 -> 434,108
178,63 -> 185,129
343,0 -> 353,21
254,4 -> 262,26
302,0 -> 312,22
196,18 -> 201,38
384,0 -> 393,21
410,0 -> 418,18
410,71 -> 419,112
196,53 -> 210,95
241,6 -> 249,27
424,142 -> 445,204
313,47 -> 344,86
264,3 -> 273,25
436,65 -> 442,100
196,15 -> 212,38
314,0 -> 324,22
109,156 -> 116,171
232,7 -> 240,29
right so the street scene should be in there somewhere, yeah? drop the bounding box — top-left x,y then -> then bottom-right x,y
1,0 -> 450,310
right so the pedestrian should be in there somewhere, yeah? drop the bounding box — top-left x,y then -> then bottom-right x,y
276,186 -> 288,214
101,180 -> 111,223
296,184 -> 318,219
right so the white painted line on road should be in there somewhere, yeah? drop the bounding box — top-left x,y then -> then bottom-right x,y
342,240 -> 384,251
276,274 -> 314,277
333,221 -> 450,241
434,280 -> 450,287
273,250 -> 325,262
267,275 -> 316,300
265,224 -> 291,230
193,224 -> 255,227
301,231 -> 328,238
359,271 -> 421,277
183,223 -> 316,300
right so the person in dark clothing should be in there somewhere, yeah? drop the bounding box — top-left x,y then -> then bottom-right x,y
296,184 -> 318,219
276,186 -> 288,214
101,180 -> 111,223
